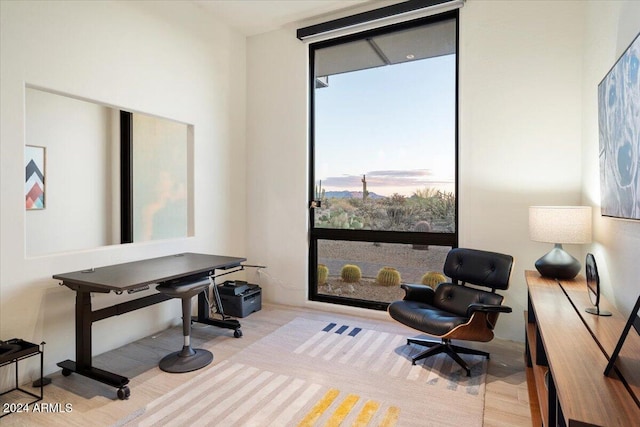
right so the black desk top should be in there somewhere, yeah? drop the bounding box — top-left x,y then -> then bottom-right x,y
53,253 -> 246,292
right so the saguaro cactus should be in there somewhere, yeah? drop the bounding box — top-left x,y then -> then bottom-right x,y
361,175 -> 368,200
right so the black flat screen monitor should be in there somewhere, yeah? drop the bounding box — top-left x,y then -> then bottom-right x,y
585,253 -> 612,316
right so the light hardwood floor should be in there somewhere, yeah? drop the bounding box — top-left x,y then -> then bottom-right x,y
1,303 -> 531,426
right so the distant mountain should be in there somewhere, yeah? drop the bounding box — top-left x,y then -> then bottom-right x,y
324,191 -> 385,199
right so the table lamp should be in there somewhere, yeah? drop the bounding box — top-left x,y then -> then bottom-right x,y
529,206 -> 592,280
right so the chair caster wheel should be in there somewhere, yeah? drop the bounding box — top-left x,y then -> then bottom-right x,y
234,329 -> 242,338
61,368 -> 72,377
117,386 -> 130,400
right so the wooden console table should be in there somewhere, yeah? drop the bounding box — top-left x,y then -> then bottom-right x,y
525,270 -> 640,426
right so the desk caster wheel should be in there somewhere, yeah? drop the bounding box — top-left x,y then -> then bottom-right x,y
234,329 -> 242,338
117,386 -> 130,400
61,368 -> 72,377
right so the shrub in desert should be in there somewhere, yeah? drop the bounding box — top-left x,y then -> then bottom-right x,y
421,271 -> 447,289
376,267 -> 401,287
317,264 -> 329,286
340,264 -> 362,283
412,220 -> 432,250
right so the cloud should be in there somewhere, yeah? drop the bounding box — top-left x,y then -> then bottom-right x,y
321,169 -> 449,190
367,169 -> 433,178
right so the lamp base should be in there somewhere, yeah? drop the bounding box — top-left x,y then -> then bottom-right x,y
535,244 -> 581,280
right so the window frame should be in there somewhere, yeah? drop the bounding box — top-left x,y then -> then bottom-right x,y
307,11 -> 459,310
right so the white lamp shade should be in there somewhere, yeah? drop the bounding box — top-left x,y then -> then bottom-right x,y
529,206 -> 592,244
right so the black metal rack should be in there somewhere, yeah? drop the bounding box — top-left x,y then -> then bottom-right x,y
0,339 -> 45,418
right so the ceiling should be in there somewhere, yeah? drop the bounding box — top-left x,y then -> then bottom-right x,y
192,0 -> 375,37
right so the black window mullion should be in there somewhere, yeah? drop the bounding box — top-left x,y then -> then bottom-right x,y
311,228 -> 456,247
120,111 -> 133,244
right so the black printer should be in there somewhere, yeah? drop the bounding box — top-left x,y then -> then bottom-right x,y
217,281 -> 262,317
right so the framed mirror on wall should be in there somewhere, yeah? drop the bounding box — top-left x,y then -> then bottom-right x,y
24,86 -> 194,257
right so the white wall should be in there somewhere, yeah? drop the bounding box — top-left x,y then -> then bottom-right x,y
25,88 -> 116,256
581,1 -> 640,316
246,0 -> 586,342
458,1 -> 585,340
246,29 -> 311,307
0,0 -> 246,381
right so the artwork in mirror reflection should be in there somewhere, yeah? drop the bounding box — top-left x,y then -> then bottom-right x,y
133,113 -> 188,242
25,87 -> 193,256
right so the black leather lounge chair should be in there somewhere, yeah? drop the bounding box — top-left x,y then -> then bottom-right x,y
388,247 -> 514,376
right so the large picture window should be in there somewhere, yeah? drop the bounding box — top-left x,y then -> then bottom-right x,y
309,12 -> 458,310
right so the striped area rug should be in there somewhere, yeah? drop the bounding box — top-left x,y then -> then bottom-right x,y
123,318 -> 486,426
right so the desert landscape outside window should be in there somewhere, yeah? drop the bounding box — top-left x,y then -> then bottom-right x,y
309,12 -> 459,310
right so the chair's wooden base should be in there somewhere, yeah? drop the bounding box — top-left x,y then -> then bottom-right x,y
407,338 -> 489,377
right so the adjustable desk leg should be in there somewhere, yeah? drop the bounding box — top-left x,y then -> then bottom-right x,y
194,288 -> 242,338
197,290 -> 209,320
76,289 -> 92,369
57,288 -> 131,400
58,289 -> 94,372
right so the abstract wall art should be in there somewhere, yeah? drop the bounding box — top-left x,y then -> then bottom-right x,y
598,32 -> 640,220
25,145 -> 45,210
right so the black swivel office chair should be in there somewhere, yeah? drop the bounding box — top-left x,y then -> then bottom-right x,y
388,248 -> 514,376
156,279 -> 213,373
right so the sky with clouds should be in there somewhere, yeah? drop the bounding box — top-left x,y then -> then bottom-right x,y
314,54 -> 456,197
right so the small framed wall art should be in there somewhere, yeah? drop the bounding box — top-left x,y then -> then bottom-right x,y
25,145 -> 45,210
